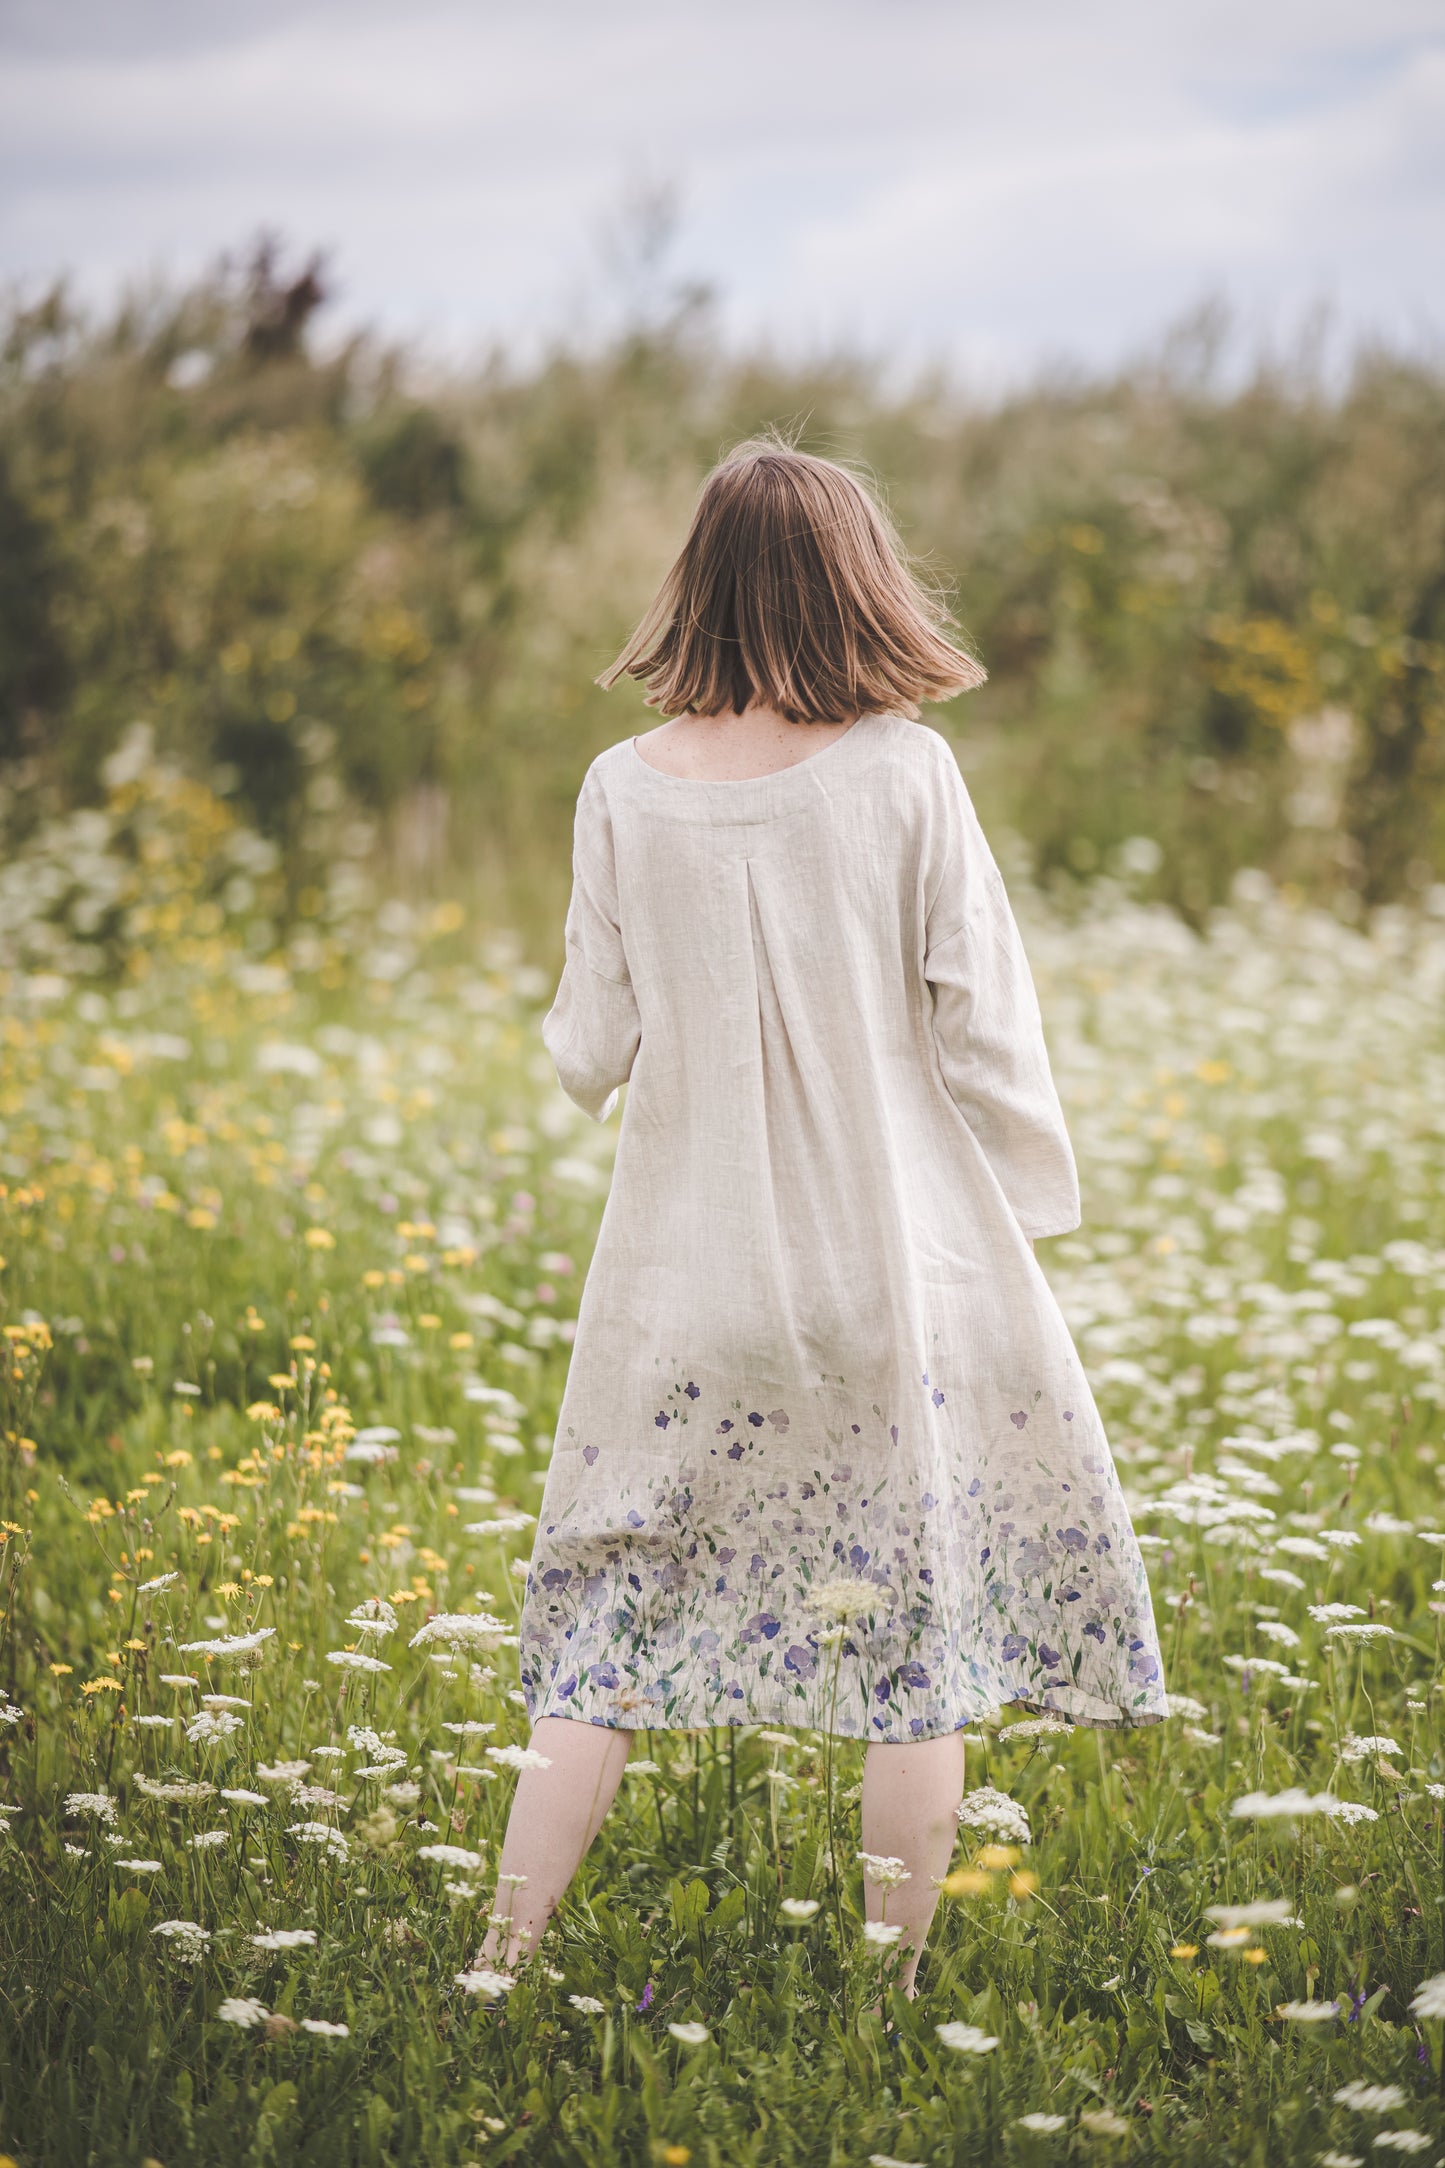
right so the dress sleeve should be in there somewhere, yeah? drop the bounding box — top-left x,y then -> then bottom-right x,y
922,744 -> 1081,1240
541,766 -> 641,1122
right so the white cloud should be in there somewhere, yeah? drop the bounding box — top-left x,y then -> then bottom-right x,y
0,0 -> 1440,381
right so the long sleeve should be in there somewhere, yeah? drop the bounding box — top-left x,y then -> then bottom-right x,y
922,742 -> 1081,1240
541,766 -> 641,1122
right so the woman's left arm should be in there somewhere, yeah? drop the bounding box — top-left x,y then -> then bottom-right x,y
542,767 -> 641,1122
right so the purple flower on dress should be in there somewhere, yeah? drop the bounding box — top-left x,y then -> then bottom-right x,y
932,1388 -> 945,1408
555,1674 -> 578,1700
1037,1643 -> 1061,1670
654,1411 -> 670,1429
1001,1633 -> 1029,1663
727,1442 -> 744,1461
542,1567 -> 572,1591
740,1611 -> 782,1644
783,1643 -> 817,1680
890,1425 -> 899,1447
589,1662 -> 620,1689
1010,1410 -> 1028,1429
684,1381 -> 700,1398
582,1443 -> 599,1466
1084,1620 -> 1106,1643
717,1420 -> 734,1434
625,1509 -> 646,1528
874,1677 -> 891,1702
967,1478 -> 982,1498
767,1409 -> 789,1431
897,1660 -> 931,1691
748,1411 -> 764,1428
1061,1527 -> 1088,1552
1063,1410 -> 1074,1421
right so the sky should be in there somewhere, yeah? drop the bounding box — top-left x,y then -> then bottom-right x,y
1,0 -> 1442,388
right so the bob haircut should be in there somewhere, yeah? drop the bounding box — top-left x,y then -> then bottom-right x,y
597,436 -> 986,724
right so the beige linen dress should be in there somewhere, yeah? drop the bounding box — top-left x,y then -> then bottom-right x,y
518,713 -> 1168,1738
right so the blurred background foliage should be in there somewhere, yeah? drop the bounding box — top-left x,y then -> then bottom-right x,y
2,235 -> 1443,960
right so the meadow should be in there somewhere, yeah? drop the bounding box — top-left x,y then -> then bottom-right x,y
3,739 -> 1445,2166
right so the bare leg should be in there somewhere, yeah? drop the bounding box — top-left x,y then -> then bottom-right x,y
860,1729 -> 967,1998
476,1716 -> 632,1970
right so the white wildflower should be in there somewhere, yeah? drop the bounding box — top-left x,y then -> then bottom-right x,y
859,1852 -> 912,1891
863,1921 -> 904,1948
1408,1973 -> 1445,2020
344,1597 -> 398,1637
408,1613 -> 512,1652
220,1789 -> 268,1807
299,2018 -> 349,2036
800,1577 -> 884,1623
454,1969 -> 515,1998
325,1651 -> 391,1674
177,1629 -> 275,1659
138,1573 -> 182,1595
485,1744 -> 552,1772
568,1993 -> 605,2015
1333,2082 -> 1408,2113
667,2021 -> 710,2045
1275,1998 -> 1339,2021
935,2021 -> 999,2054
133,1776 -> 216,1803
1203,1898 -> 1300,1929
417,1844 -> 484,1871
187,1829 -> 228,1850
955,1786 -> 1031,1845
112,1859 -> 163,1873
218,1997 -> 269,2028
1340,1735 -> 1401,1762
186,1709 -> 244,1745
153,1920 -> 211,1961
252,1928 -> 318,1950
780,1898 -> 820,1921
64,1791 -> 117,1823
256,1760 -> 310,1783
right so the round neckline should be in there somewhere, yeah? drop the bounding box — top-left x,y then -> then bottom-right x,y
629,713 -> 879,788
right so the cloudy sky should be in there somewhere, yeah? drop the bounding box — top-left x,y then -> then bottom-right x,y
1,0 -> 1442,385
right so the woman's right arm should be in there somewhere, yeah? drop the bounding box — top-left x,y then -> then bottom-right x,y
541,768 -> 641,1122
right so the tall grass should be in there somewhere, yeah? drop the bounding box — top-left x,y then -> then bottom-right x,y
2,756 -> 1445,2162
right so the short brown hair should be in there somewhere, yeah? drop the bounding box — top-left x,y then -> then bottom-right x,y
597,436 -> 986,723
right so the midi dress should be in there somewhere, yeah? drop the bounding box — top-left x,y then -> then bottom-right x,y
517,712 -> 1169,1739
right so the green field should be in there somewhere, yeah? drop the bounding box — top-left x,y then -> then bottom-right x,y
3,746 -> 1445,2165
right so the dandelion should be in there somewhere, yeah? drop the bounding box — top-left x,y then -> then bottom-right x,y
485,1744 -> 552,1772
153,1920 -> 211,1962
955,1787 -> 1031,1845
1407,1973 -> 1445,2020
177,1628 -> 276,1659
568,1993 -> 605,2015
218,1997 -> 269,2028
299,2018 -> 350,2036
935,2021 -> 999,2054
780,1898 -> 820,1921
251,1929 -> 317,1950
325,1651 -> 391,1674
859,1852 -> 912,1891
667,2021 -> 710,2045
454,1969 -> 514,1998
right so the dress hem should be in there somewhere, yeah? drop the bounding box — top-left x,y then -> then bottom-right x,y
522,1689 -> 1171,1743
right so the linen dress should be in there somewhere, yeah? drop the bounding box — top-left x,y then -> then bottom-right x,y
517,712 -> 1168,1739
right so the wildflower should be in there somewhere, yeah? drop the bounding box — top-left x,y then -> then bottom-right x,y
780,1898 -> 820,1921
1371,2138 -> 1431,2156
955,1787 -> 1031,1845
417,1844 -> 484,1870
131,1714 -> 175,1730
1340,1735 -> 1401,1762
568,1993 -> 605,2014
859,1852 -> 912,1891
1309,1603 -> 1366,1622
159,1674 -> 199,1689
1333,2082 -> 1408,2113
1229,1788 -> 1341,1819
1203,1899 -> 1300,1929
252,1929 -> 317,1950
220,1788 -> 268,1806
1079,2109 -> 1130,2136
187,1830 -> 229,1850
113,1859 -> 163,1873
1330,1802 -> 1379,1826
344,1598 -> 398,1637
624,1759 -> 662,1775
460,1515 -> 536,1538
998,1715 -> 1073,1739
1325,1623 -> 1393,1642
186,1709 -> 245,1745
863,1921 -> 903,1948
153,1920 -> 211,1962
325,1651 -> 391,1674
408,1612 -> 512,1652
383,1781 -> 421,1808
935,2021 -> 999,2054
1016,2114 -> 1068,2133
801,1577 -> 882,1623
256,1760 -> 310,1783
441,1720 -> 496,1737
454,1969 -> 514,1998
485,1744 -> 552,1772
64,1791 -> 117,1823
299,2018 -> 349,2036
177,1629 -> 276,1659
218,1997 -> 269,2028
667,2021 -> 710,2045
1275,1999 -> 1340,2021
134,1776 -> 216,1802
1407,1973 -> 1445,2020
287,1822 -> 349,1855
138,1573 -> 182,1594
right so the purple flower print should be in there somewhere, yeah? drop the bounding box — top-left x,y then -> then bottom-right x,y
748,1411 -> 764,1428
625,1509 -> 646,1529
589,1662 -> 620,1689
1060,1527 -> 1088,1553
582,1444 -> 599,1466
727,1442 -> 745,1461
1001,1633 -> 1029,1663
684,1381 -> 700,1398
931,1388 -> 945,1408
874,1677 -> 891,1702
716,1546 -> 736,1565
1084,1620 -> 1106,1643
967,1477 -> 982,1498
1063,1409 -> 1074,1420
890,1425 -> 899,1447
897,1660 -> 931,1691
1037,1643 -> 1061,1670
542,1567 -> 572,1591
1010,1411 -> 1028,1429
783,1643 -> 817,1680
767,1409 -> 789,1431
655,1411 -> 670,1429
555,1674 -> 578,1699
740,1611 -> 782,1644
921,1491 -> 936,1510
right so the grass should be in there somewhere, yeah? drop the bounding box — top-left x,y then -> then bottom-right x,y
3,765 -> 1445,2164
